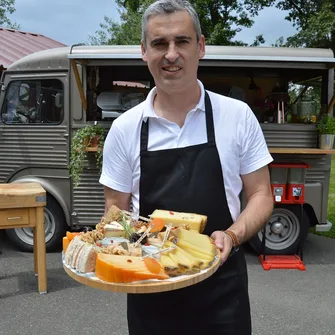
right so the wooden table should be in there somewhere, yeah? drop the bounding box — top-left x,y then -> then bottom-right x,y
0,182 -> 47,294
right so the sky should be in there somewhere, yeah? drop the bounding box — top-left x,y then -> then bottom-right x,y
8,0 -> 297,47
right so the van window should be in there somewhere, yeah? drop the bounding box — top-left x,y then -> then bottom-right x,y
1,79 -> 64,124
85,65 -> 151,121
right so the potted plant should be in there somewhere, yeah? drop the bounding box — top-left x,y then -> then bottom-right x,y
316,114 -> 335,150
69,124 -> 106,187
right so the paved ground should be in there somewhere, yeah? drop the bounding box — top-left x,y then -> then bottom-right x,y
1,230 -> 335,335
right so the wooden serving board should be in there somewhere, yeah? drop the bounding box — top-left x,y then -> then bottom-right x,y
63,250 -> 221,294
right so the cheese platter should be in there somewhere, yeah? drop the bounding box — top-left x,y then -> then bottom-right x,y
62,206 -> 221,293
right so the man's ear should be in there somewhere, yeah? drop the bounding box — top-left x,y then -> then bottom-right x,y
141,42 -> 148,62
198,35 -> 206,59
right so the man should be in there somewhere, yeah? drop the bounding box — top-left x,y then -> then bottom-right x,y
99,1 -> 274,334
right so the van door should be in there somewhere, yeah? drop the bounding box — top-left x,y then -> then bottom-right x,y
0,73 -> 70,251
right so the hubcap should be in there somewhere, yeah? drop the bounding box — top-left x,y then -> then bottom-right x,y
13,207 -> 56,246
271,219 -> 285,235
257,208 -> 300,251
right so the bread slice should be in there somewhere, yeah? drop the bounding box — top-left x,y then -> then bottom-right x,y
65,235 -> 84,267
76,244 -> 97,273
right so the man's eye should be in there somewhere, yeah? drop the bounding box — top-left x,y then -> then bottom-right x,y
152,41 -> 165,47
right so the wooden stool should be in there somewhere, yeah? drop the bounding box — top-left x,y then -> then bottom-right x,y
0,182 -> 47,294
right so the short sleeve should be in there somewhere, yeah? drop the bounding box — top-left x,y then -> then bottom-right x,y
99,122 -> 133,193
239,108 -> 273,175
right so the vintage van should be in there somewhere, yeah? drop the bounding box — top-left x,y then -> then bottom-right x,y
0,45 -> 334,255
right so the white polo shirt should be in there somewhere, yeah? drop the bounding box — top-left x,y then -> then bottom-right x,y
99,80 -> 273,221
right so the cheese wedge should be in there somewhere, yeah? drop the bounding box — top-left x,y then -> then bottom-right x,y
104,221 -> 126,238
95,254 -> 169,283
150,209 -> 207,233
63,237 -> 70,253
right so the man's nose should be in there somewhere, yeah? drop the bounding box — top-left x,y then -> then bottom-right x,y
165,43 -> 179,62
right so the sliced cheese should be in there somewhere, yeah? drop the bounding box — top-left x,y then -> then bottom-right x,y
176,239 -> 216,258
179,245 -> 213,262
165,246 -> 199,274
104,221 -> 126,238
159,254 -> 180,276
164,240 -> 203,268
173,227 -> 216,257
150,209 -> 207,233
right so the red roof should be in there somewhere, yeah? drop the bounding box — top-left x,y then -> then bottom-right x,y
0,27 -> 67,69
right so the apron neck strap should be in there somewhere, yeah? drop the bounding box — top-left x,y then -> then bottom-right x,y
140,90 -> 215,151
204,91 -> 215,145
140,118 -> 149,152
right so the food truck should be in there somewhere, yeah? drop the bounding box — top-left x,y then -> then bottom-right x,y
0,45 -> 334,255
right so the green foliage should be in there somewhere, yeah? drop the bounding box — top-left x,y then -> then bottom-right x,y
89,0 -> 272,46
89,0 -> 151,45
0,0 -> 20,29
276,0 -> 335,54
316,114 -> 335,135
69,124 -> 106,187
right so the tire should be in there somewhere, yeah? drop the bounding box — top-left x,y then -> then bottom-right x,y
248,205 -> 309,255
6,195 -> 67,252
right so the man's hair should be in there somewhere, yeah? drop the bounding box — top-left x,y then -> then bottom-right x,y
141,0 -> 202,46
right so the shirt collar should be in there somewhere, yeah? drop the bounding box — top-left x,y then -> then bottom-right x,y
142,80 -> 206,121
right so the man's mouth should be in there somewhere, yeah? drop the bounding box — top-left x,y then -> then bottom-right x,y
162,66 -> 182,72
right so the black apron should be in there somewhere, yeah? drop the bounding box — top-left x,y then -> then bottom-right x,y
127,92 -> 251,335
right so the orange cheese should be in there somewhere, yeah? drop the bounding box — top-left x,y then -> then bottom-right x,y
66,231 -> 82,241
63,237 -> 70,253
95,254 -> 169,283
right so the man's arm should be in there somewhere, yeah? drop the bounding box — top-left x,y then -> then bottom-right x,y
104,186 -> 132,214
211,165 -> 273,264
229,165 -> 273,244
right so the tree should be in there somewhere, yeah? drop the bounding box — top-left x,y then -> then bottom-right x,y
0,0 -> 20,29
89,0 -> 273,46
275,0 -> 335,53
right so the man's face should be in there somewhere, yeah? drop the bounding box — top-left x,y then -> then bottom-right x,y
141,11 -> 205,94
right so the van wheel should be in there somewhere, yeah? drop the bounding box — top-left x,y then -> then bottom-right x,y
6,195 -> 67,252
248,205 -> 309,255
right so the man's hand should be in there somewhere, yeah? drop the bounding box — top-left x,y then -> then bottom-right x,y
210,230 -> 233,266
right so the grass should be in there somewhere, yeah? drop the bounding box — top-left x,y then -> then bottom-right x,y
312,156 -> 335,238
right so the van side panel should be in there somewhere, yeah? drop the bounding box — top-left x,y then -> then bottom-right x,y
0,124 -> 68,179
71,157 -> 105,226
